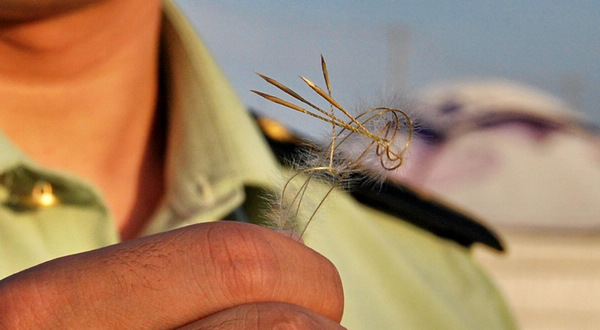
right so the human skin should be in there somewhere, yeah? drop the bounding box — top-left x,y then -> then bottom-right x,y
0,0 -> 105,21
0,0 -> 345,328
0,222 -> 344,328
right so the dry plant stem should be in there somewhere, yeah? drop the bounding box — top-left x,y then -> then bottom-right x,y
253,57 -> 413,239
321,56 -> 337,173
251,76 -> 376,140
251,86 -> 411,158
280,168 -> 338,238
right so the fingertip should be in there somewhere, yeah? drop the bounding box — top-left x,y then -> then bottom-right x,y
199,222 -> 344,322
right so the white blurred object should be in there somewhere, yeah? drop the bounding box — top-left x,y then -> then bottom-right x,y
394,79 -> 600,229
392,79 -> 600,330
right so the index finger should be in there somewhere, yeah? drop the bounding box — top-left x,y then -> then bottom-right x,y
0,221 -> 344,329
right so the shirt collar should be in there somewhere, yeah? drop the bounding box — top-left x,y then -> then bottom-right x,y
0,131 -> 24,173
158,1 -> 279,221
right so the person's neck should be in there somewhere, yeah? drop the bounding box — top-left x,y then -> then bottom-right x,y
0,0 -> 164,240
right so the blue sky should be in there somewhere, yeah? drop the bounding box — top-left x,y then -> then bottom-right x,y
176,1 -> 599,136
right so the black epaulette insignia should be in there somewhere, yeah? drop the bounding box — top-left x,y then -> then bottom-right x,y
253,113 -> 504,252
348,174 -> 504,251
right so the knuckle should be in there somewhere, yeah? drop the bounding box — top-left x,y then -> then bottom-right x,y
203,223 -> 281,301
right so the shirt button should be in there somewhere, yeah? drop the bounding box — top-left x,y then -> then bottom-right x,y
31,180 -> 58,207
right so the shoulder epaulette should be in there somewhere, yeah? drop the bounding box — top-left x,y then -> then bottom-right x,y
254,113 -> 504,252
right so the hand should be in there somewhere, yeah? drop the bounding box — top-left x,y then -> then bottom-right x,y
0,221 -> 344,329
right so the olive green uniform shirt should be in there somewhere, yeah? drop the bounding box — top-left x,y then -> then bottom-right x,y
0,2 -> 516,329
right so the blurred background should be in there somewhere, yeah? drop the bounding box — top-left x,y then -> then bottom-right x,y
176,1 -> 598,136
176,1 -> 599,329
